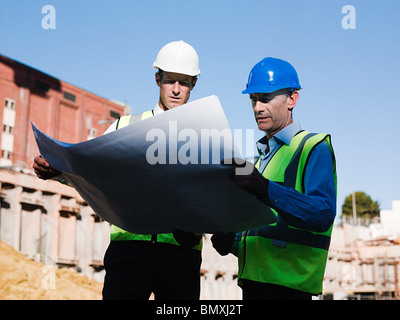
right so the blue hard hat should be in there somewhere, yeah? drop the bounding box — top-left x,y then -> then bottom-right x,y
242,57 -> 302,94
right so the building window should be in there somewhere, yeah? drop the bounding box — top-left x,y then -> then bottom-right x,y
63,91 -> 76,103
5,98 -> 15,110
87,127 -> 97,140
1,150 -> 11,160
110,110 -> 120,119
1,98 -> 16,166
3,125 -> 13,134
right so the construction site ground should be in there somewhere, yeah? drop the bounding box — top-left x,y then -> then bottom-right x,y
0,240 -> 102,300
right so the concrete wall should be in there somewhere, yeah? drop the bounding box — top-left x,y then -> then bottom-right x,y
0,168 -> 110,281
323,213 -> 400,300
200,234 -> 241,300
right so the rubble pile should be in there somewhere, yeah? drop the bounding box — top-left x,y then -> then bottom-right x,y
0,240 -> 102,300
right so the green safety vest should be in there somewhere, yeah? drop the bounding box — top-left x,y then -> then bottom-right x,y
109,110 -> 203,251
238,130 -> 337,294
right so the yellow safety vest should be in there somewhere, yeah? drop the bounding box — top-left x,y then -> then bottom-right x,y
238,130 -> 336,294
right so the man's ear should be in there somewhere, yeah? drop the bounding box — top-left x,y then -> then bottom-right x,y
288,90 -> 299,111
155,72 -> 161,87
191,77 -> 197,90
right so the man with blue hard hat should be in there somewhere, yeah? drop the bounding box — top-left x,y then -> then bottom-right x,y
212,57 -> 337,300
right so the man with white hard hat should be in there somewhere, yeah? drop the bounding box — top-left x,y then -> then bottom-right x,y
33,40 -> 203,300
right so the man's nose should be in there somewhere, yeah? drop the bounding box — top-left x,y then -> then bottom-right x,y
253,100 -> 265,112
172,81 -> 181,95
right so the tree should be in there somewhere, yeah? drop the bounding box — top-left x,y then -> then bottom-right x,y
341,191 -> 380,219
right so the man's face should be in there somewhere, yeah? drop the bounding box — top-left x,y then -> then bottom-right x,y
156,72 -> 197,110
250,90 -> 298,137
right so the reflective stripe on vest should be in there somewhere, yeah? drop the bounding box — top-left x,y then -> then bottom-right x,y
109,111 -> 202,251
116,111 -> 154,129
238,130 -> 337,294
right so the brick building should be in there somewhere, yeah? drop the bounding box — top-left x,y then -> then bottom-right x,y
0,54 -> 127,281
0,54 -> 127,168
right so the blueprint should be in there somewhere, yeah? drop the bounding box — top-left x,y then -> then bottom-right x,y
32,95 -> 276,234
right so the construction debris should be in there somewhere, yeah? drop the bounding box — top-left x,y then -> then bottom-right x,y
323,222 -> 400,300
0,239 -> 102,300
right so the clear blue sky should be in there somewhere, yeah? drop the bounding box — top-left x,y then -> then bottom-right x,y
1,0 -> 400,217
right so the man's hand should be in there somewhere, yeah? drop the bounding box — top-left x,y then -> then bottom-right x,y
211,232 -> 236,256
172,230 -> 202,249
32,155 -> 61,180
222,158 -> 269,199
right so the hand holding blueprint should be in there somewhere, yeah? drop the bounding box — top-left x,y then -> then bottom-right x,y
32,95 -> 276,234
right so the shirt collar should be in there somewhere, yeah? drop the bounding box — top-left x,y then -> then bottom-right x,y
274,120 -> 302,145
153,103 -> 165,115
256,120 -> 302,155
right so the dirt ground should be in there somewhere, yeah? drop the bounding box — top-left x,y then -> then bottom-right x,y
0,240 -> 103,300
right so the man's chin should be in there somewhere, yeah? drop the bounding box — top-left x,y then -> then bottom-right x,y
166,101 -> 184,109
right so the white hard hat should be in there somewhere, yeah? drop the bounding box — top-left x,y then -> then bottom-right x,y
153,40 -> 200,76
